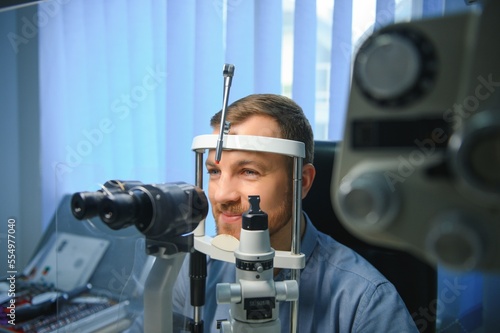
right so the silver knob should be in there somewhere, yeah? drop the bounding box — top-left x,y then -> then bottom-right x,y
338,172 -> 400,230
426,211 -> 484,270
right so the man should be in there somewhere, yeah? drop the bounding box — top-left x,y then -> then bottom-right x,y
173,94 -> 418,332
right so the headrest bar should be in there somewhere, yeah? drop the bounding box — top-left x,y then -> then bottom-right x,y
192,134 -> 305,159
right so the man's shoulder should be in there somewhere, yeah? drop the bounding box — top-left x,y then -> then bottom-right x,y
298,228 -> 418,332
309,229 -> 389,287
301,214 -> 387,286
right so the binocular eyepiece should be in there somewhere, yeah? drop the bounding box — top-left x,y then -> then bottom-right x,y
71,180 -> 208,239
71,180 -> 143,222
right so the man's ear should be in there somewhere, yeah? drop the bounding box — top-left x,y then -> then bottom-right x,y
301,163 -> 316,199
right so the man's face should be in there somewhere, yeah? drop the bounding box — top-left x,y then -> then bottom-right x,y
206,114 -> 292,240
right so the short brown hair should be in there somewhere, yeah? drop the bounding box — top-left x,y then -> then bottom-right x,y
210,94 -> 314,164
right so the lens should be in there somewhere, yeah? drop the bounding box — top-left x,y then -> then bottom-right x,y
99,191 -> 153,230
136,183 -> 208,238
71,191 -> 106,220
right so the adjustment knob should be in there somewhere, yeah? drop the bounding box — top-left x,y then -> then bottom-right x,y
426,211 -> 484,270
338,172 -> 400,230
216,283 -> 241,304
449,109 -> 500,196
354,28 -> 437,107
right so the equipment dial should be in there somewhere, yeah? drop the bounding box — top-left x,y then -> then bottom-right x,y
354,27 -> 437,107
236,259 -> 273,271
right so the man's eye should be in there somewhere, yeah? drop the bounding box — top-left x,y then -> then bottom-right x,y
207,169 -> 220,176
242,169 -> 258,176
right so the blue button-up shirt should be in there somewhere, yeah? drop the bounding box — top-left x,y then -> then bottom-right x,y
172,214 -> 419,333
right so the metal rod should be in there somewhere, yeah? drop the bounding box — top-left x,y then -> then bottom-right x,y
195,151 -> 204,189
289,156 -> 303,333
193,306 -> 201,323
215,64 -> 235,163
191,151 -> 206,328
194,151 -> 205,237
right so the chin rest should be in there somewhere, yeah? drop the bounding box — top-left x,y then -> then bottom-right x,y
303,140 -> 437,333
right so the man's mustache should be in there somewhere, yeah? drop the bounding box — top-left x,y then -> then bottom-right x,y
215,203 -> 247,215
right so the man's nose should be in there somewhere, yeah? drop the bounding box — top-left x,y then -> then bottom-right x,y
213,175 -> 240,204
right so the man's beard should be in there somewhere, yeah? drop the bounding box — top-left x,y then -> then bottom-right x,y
213,191 -> 293,240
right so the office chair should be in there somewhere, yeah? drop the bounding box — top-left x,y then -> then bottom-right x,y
302,141 -> 437,333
